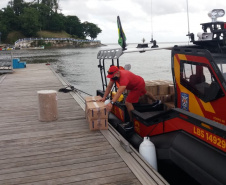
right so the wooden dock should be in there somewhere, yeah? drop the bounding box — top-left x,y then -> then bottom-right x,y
0,64 -> 168,185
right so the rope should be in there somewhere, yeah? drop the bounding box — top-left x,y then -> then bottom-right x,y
58,85 -> 92,96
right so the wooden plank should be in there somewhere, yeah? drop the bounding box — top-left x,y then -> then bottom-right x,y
0,151 -> 120,177
20,167 -> 132,185
0,157 -> 123,181
0,131 -> 102,148
0,137 -> 108,157
67,175 -> 141,185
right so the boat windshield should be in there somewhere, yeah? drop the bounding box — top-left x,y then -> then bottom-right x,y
212,54 -> 226,80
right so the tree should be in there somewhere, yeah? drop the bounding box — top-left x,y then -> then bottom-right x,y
41,0 -> 58,12
49,12 -> 65,31
2,6 -> 19,31
0,10 -> 8,41
13,0 -> 24,15
83,22 -> 102,40
19,7 -> 40,36
0,0 -> 102,42
31,3 -> 52,30
65,16 -> 84,38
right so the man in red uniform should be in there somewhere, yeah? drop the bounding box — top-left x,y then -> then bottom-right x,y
100,65 -> 160,129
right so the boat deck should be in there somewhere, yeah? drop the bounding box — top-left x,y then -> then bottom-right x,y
0,64 -> 168,185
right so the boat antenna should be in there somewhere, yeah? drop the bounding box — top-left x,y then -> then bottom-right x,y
186,0 -> 194,43
186,0 -> 190,35
150,0 -> 153,43
150,0 -> 158,48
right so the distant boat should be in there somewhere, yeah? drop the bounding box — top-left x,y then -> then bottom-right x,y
6,47 -> 14,50
136,43 -> 149,48
0,47 -> 14,51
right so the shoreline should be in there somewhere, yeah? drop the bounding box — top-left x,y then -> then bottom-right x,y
1,43 -> 107,50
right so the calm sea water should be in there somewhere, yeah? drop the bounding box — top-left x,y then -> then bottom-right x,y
10,43 -> 185,96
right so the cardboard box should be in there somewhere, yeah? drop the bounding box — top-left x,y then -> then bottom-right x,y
88,118 -> 108,130
171,94 -> 175,102
164,102 -> 175,110
145,80 -> 154,85
86,101 -> 108,120
85,100 -> 109,130
139,94 -> 149,104
169,85 -> 175,94
155,94 -> 172,103
163,80 -> 173,85
147,98 -> 154,104
145,82 -> 158,96
158,83 -> 169,95
85,96 -> 102,103
145,80 -> 174,96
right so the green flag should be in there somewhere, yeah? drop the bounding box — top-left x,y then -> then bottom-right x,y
117,16 -> 126,50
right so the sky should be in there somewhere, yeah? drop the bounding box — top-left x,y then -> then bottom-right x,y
1,0 -> 226,44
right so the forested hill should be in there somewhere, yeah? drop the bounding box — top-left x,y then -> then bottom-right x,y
0,0 -> 102,44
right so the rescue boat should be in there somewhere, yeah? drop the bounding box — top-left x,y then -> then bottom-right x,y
96,10 -> 226,185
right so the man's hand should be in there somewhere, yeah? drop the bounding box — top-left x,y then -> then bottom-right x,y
99,97 -> 106,102
106,102 -> 113,112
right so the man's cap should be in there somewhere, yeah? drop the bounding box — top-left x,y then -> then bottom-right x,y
107,66 -> 119,78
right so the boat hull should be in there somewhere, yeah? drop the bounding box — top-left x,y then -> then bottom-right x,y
108,110 -> 226,185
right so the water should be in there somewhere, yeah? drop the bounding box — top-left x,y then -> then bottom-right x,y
9,43 -> 182,96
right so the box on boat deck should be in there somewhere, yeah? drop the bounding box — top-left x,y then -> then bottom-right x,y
169,84 -> 175,94
155,94 -> 172,103
164,102 -> 175,110
145,80 -> 175,95
145,81 -> 158,96
141,80 -> 176,112
157,82 -> 170,95
85,96 -> 108,130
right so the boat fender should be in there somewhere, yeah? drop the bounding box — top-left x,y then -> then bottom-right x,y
139,137 -> 158,171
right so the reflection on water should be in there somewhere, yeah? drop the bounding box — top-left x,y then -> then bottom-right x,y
4,43 -> 181,96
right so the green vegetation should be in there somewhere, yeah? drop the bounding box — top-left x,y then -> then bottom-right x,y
5,31 -> 25,43
0,0 -> 102,44
36,31 -> 71,38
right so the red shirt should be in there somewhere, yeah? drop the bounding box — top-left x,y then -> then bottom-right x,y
111,70 -> 145,90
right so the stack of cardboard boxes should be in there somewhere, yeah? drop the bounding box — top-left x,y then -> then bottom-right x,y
145,80 -> 175,110
85,96 -> 108,130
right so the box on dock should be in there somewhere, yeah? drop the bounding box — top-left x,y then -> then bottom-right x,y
87,117 -> 108,130
86,101 -> 108,120
85,96 -> 108,130
85,96 -> 102,103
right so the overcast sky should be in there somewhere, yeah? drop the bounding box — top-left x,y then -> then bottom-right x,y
1,0 -> 226,44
